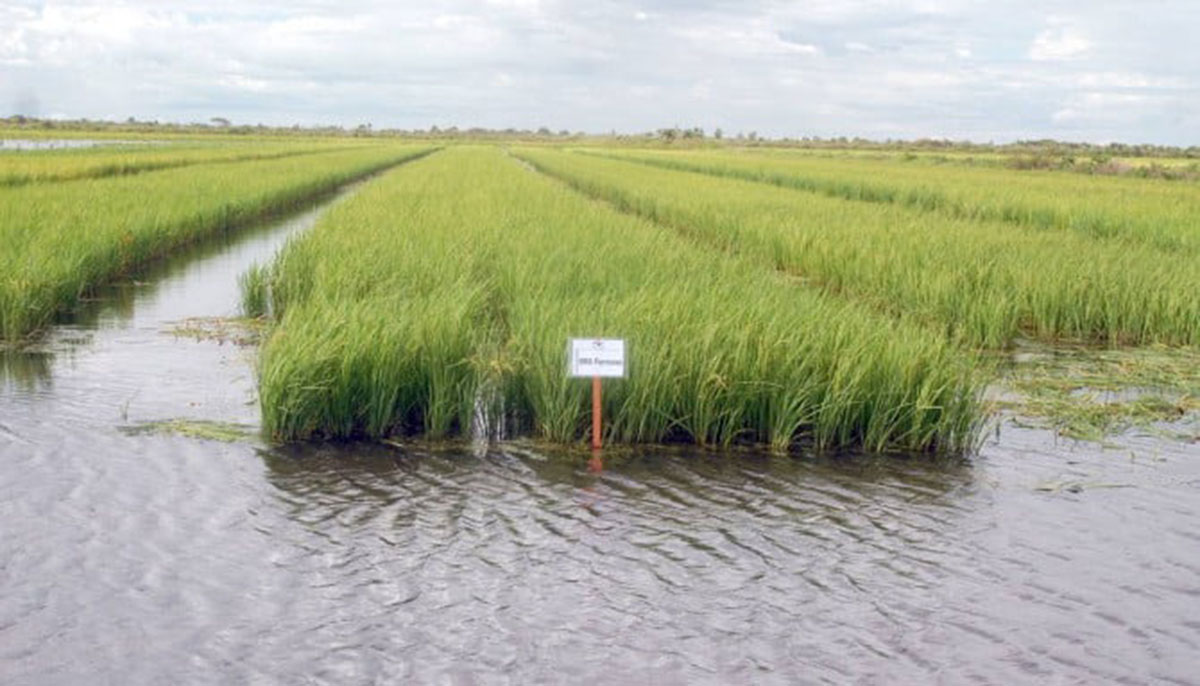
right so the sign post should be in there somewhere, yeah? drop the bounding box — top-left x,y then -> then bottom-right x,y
568,338 -> 626,450
592,376 -> 603,451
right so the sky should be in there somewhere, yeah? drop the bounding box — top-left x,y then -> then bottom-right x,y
1,0 -> 1197,144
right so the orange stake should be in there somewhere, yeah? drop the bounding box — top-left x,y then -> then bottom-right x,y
592,375 -> 602,451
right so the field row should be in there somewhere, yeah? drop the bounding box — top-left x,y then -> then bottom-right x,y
0,144 -> 433,340
593,148 -> 1200,253
251,147 -> 982,453
520,149 -> 1200,349
0,140 -> 368,187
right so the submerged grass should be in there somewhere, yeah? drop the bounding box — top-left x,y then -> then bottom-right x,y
165,316 -> 268,346
994,344 -> 1200,442
0,144 -> 433,340
254,147 -> 984,453
518,149 -> 1200,349
121,419 -> 254,443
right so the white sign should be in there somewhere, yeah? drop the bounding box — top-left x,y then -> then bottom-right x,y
568,338 -> 626,378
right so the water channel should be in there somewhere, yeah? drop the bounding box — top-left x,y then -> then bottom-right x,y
1,185 -> 1198,684
0,139 -> 160,151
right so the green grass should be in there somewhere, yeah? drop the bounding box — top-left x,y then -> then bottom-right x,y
594,148 -> 1200,253
0,144 -> 434,340
0,140 -> 367,186
517,148 -> 1200,349
254,147 -> 985,453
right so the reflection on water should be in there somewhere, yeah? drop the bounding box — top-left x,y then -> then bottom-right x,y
0,349 -> 53,391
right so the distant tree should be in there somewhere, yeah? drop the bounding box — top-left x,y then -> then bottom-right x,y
210,117 -> 231,127
713,128 -> 723,139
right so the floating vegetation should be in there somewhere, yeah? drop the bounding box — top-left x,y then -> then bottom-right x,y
1033,480 -> 1136,494
164,316 -> 268,347
121,419 -> 255,443
994,343 -> 1200,443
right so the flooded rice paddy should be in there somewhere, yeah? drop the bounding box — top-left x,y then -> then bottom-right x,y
2,192 -> 1198,684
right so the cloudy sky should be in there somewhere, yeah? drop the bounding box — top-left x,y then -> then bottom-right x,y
1,0 -> 1196,143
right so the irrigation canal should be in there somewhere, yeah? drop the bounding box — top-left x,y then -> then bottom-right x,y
1,182 -> 1198,684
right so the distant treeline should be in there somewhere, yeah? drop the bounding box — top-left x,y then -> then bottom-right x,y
3,115 -> 1197,160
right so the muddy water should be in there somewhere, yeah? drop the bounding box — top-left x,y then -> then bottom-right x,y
2,197 -> 1199,684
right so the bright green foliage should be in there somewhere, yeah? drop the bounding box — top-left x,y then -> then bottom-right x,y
0,140 -> 364,186
519,149 -> 1200,348
0,145 -> 432,339
595,148 -> 1200,253
257,147 -> 983,453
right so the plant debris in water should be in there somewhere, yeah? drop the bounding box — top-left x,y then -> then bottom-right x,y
994,343 -> 1200,443
121,419 -> 254,443
164,316 -> 267,346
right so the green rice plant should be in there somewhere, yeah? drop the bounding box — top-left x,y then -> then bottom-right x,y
518,148 -> 1200,349
239,263 -> 271,318
0,140 -> 366,186
592,148 -> 1200,253
0,145 -> 433,340
256,147 -> 985,453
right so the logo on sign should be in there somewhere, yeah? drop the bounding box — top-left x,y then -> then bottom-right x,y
568,338 -> 627,378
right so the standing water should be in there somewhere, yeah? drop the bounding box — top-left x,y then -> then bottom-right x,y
0,139 -> 162,151
1,187 -> 1198,684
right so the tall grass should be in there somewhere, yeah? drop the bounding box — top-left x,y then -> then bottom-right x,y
593,148 -> 1200,253
518,148 -> 1200,349
0,140 -> 365,187
0,145 -> 433,340
256,147 -> 984,453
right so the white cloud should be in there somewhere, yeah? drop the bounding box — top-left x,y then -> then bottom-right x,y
0,0 -> 1195,144
1030,26 -> 1091,61
1077,72 -> 1186,90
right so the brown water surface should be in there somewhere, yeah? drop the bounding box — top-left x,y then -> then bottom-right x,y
1,193 -> 1198,684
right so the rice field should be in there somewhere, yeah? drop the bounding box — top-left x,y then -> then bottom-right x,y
0,143 -> 432,339
7,136 -> 1194,454
251,147 -> 983,453
591,147 -> 1200,252
0,139 -> 369,186
519,148 -> 1200,349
